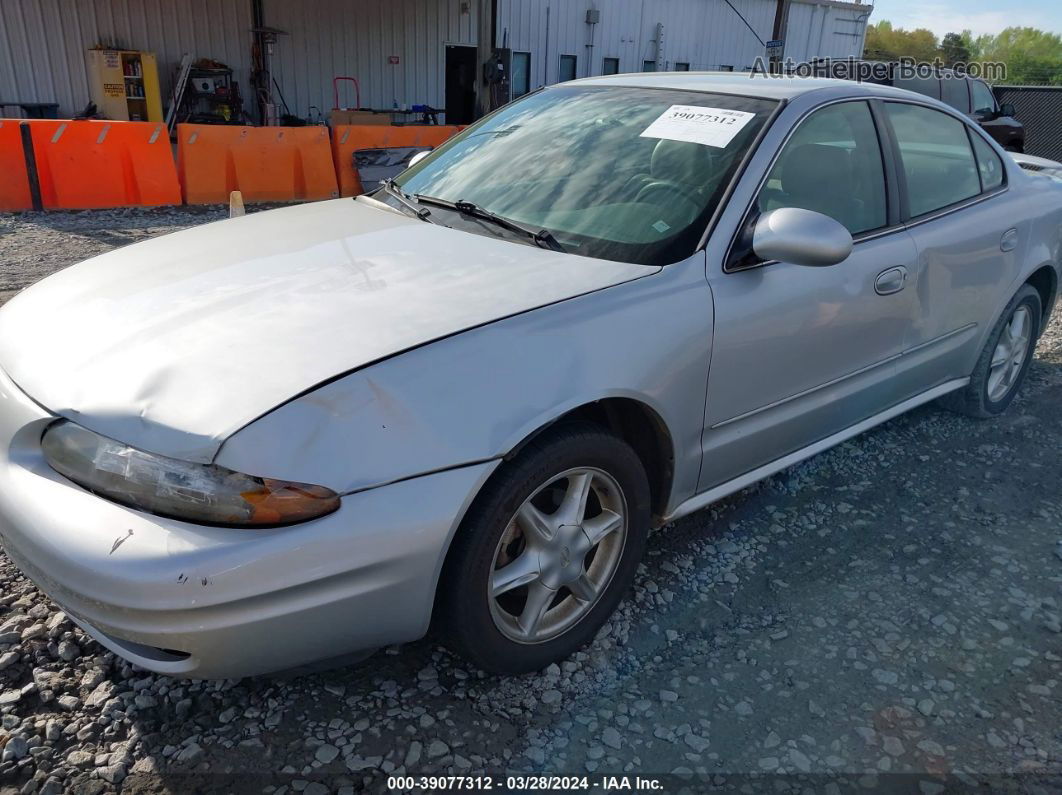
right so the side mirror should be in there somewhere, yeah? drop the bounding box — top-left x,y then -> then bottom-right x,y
999,102 -> 1016,118
752,207 -> 853,267
408,149 -> 432,168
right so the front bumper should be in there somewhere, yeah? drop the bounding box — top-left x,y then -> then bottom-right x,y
0,366 -> 495,678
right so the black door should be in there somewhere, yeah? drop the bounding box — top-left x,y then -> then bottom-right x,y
445,45 -> 477,125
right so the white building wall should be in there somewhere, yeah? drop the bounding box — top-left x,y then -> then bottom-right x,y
0,0 -> 872,120
497,0 -> 872,88
785,1 -> 872,62
0,0 -> 252,118
263,0 -> 478,118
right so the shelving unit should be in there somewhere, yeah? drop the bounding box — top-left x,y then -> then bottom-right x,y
86,48 -> 163,122
173,65 -> 244,124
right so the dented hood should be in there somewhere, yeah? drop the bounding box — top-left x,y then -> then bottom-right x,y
0,199 -> 654,461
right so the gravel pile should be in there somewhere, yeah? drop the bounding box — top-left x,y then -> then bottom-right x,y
0,207 -> 1060,794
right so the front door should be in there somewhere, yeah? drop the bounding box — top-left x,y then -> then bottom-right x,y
700,100 -> 919,490
445,45 -> 478,125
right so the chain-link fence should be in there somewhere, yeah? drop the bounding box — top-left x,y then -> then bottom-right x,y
993,85 -> 1062,161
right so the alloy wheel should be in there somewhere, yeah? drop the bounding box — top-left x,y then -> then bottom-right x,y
488,467 -> 627,644
987,305 -> 1032,402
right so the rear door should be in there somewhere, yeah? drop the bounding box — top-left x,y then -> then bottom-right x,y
700,100 -> 919,490
881,101 -> 1022,398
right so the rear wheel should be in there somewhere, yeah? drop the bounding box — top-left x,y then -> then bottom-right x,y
941,284 -> 1040,418
436,423 -> 650,674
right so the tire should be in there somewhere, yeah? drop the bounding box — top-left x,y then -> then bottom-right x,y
940,284 -> 1041,418
435,422 -> 650,674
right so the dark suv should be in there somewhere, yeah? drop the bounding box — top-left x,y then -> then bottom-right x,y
819,61 -> 1025,152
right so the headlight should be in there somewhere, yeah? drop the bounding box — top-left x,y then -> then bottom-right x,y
41,421 -> 340,527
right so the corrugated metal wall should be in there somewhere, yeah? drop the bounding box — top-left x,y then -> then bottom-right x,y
263,0 -> 478,118
0,0 -> 251,118
1,0 -> 871,120
496,0 -> 870,87
786,1 -> 871,62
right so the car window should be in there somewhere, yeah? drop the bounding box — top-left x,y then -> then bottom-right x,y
756,101 -> 886,235
886,103 -> 981,217
893,74 -> 939,100
397,86 -> 776,265
970,132 -> 1005,191
941,75 -> 971,113
971,80 -> 996,115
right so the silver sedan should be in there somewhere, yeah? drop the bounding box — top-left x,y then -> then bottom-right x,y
0,73 -> 1059,678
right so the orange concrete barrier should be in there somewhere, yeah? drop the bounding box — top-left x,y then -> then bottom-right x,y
331,125 -> 464,196
26,120 -> 180,209
0,121 -> 33,211
178,124 -> 338,204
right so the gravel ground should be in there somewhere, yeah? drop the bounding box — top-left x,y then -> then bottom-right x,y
0,207 -> 1060,794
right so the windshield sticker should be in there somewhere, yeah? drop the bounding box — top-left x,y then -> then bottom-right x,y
640,105 -> 756,148
652,220 -> 671,233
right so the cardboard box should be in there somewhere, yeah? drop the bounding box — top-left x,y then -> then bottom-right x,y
329,109 -> 392,126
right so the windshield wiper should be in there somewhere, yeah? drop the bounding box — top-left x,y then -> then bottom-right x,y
414,195 -> 565,252
378,180 -> 433,222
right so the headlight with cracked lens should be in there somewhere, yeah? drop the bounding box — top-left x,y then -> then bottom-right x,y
41,420 -> 340,527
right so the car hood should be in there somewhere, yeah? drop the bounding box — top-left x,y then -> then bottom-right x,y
0,198 -> 655,462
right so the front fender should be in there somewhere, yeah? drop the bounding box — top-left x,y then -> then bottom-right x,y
214,253 -> 714,510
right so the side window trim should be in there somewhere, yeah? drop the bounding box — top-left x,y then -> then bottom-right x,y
878,98 -> 1010,226
867,98 -> 903,227
723,98 -> 896,273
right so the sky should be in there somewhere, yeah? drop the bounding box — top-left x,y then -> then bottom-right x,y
873,0 -> 1062,38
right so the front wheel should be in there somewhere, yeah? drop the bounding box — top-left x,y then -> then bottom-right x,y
941,284 -> 1041,418
436,423 -> 650,674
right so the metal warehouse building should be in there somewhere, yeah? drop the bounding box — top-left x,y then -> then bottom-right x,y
1,0 -> 873,125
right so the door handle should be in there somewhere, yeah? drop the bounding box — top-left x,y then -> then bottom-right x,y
875,266 -> 908,296
1001,228 -> 1018,252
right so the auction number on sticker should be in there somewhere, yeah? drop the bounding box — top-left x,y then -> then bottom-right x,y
670,110 -> 739,124
640,104 -> 756,148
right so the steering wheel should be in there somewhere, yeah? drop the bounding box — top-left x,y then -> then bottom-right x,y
633,179 -> 701,218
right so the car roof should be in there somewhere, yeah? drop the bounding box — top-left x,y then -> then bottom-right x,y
566,71 -> 915,101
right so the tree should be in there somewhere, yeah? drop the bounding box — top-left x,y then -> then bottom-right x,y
864,22 -> 1062,86
960,30 -> 983,59
863,21 -> 941,63
940,33 -> 970,67
975,27 -> 1062,85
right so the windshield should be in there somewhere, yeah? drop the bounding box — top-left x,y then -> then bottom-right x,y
394,85 -> 777,265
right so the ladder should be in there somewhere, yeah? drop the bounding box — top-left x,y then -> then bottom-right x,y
166,53 -> 194,132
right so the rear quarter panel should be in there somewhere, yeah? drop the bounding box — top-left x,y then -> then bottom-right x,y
977,171 -> 1062,350
1019,174 -> 1062,326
